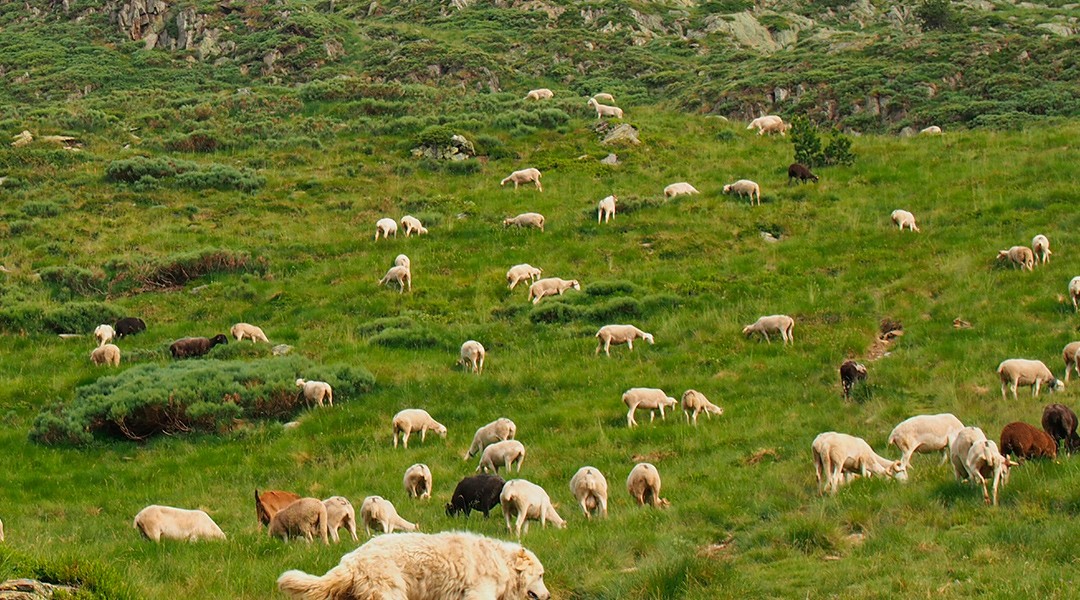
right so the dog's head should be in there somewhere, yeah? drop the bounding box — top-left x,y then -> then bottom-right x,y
513,548 -> 549,600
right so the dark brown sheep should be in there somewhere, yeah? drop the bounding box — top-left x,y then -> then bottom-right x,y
1042,403 -> 1080,454
169,334 -> 228,358
1000,421 -> 1057,460
788,163 -> 819,185
114,317 -> 146,337
255,489 -> 302,527
839,360 -> 867,399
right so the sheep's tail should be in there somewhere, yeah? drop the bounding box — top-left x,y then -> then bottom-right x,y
277,569 -> 338,600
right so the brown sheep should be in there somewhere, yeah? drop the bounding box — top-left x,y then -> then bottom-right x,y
170,334 -> 228,358
999,421 -> 1057,460
787,163 -> 819,184
1042,403 -> 1080,454
839,360 -> 867,399
256,489 -> 302,527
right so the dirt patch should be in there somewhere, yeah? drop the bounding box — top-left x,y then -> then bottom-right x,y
698,534 -> 735,558
632,450 -> 676,463
746,447 -> 779,465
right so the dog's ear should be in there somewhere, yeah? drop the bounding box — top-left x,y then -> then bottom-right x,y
513,549 -> 532,571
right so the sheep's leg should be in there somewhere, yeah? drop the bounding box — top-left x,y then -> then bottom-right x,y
393,430 -> 399,448
649,410 -> 655,423
900,447 -> 916,471
515,511 -> 528,538
627,406 -> 637,427
659,404 -> 666,420
478,356 -> 484,375
402,429 -> 411,449
1033,380 -> 1041,397
627,339 -> 634,351
421,428 -> 427,443
763,332 -> 770,344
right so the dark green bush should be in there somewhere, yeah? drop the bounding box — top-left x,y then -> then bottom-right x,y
20,201 -> 61,218
358,316 -> 416,336
445,160 -> 481,175
368,327 -> 449,349
529,302 -> 584,324
39,266 -> 106,299
174,164 -> 265,192
585,297 -> 642,322
163,130 -> 225,153
0,544 -> 137,600
413,125 -> 456,148
916,0 -> 964,32
105,156 -> 189,182
0,301 -> 121,335
109,248 -> 268,292
586,280 -> 641,297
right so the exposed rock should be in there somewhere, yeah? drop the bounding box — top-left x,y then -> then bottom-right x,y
1036,22 -> 1075,36
705,12 -> 778,53
600,124 -> 641,146
760,231 -> 781,243
10,131 -> 32,148
899,126 -> 916,138
0,579 -> 79,600
272,344 -> 293,356
411,134 -> 477,160
600,153 -> 619,165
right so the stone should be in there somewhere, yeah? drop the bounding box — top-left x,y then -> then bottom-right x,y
601,124 -> 641,146
600,153 -> 619,165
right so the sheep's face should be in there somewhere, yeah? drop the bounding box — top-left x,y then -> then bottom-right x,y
435,424 -> 448,436
890,462 -> 909,483
1049,378 -> 1065,393
723,184 -> 732,194
295,379 -> 305,388
741,325 -> 752,336
570,281 -> 581,291
643,333 -> 655,344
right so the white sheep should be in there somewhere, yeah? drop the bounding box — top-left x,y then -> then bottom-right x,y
378,265 -> 412,294
663,182 -> 699,198
89,344 -> 121,367
93,324 -> 115,347
997,246 -> 1034,271
231,322 -> 269,343
887,413 -> 966,471
591,93 -> 615,103
964,439 -> 1016,506
500,168 -> 543,191
747,115 -> 789,135
524,88 -> 554,101
812,432 -> 907,495
360,496 -> 418,535
403,463 -> 433,500
501,479 -> 566,537
394,254 -> 411,269
891,209 -> 920,232
742,314 -> 795,345
587,97 -> 623,119
622,387 -> 677,428
458,340 -> 486,375
597,195 -> 617,224
595,324 -> 654,356
527,277 -> 580,304
569,466 -> 609,519
1070,277 -> 1080,312
477,439 -> 526,474
723,179 -> 761,206
949,426 -> 987,481
503,212 -> 546,231
680,389 -> 724,425
920,125 -> 942,135
392,408 -> 447,449
400,215 -> 428,237
1063,341 -> 1080,382
323,496 -> 358,543
1032,234 -> 1052,265
374,218 -> 398,240
626,463 -> 669,507
295,378 -> 333,407
464,417 -> 517,459
133,505 -> 226,542
997,358 -> 1063,400
506,264 -> 543,290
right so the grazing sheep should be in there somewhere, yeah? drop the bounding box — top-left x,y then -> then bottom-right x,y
400,215 -> 428,237
464,417 -> 517,459
445,474 -> 505,518
360,495 -> 418,535
270,498 -> 329,544
569,467 -> 609,519
997,358 -> 1063,400
169,334 -> 228,358
503,212 -> 546,231
595,324 -> 654,356
997,246 -> 1035,271
999,421 -> 1057,460
133,505 -> 226,542
663,182 -> 699,198
295,378 -> 333,408
626,463 -> 669,507
723,179 -> 761,205
477,439 -> 526,474
747,115 -> 790,135
839,360 -> 867,399
524,88 -> 554,100
323,496 -> 358,543
887,413 -> 966,471
1042,403 -> 1080,454
788,163 -> 819,184
812,432 -> 907,495
527,277 -> 580,304
113,317 -> 146,338
378,265 -> 412,294
506,264 -> 543,290
394,254 -> 411,269
403,463 -> 433,500
950,427 -> 988,481
680,389 -> 723,425
597,195 -> 617,223
742,314 -> 795,345
586,97 -> 624,119
956,434 -> 1016,506
1070,277 -> 1080,312
392,408 -> 447,449
93,324 -> 115,346
591,92 -> 615,103
256,489 -> 302,527
374,218 -> 398,240
920,125 -> 942,135
231,322 -> 269,343
89,344 -> 121,367
1032,234 -> 1052,265
500,168 -> 543,191
891,209 -> 920,232
622,387 -> 677,428
501,479 -> 566,537
1063,342 -> 1080,382
458,340 -> 486,375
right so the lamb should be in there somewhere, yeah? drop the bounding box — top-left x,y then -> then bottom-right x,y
524,88 -> 554,100
1042,403 -> 1080,454
400,215 -> 428,237
500,479 -> 566,537
527,277 -> 580,304
999,421 -> 1057,460
742,314 -> 795,345
747,115 -> 790,135
812,432 -> 907,495
887,413 -> 965,470
920,125 -> 942,135
323,496 -> 358,543
680,389 -> 724,425
997,246 -> 1035,271
839,360 -> 867,399
890,209 -> 920,232
269,498 -> 329,544
458,340 -> 486,375
950,426 -> 988,482
392,408 -> 447,449
256,489 -> 302,527
133,505 -> 226,542
586,97 -> 623,119
500,168 -> 543,191
591,93 -> 615,103
595,324 -> 654,356
374,218 -> 398,240
295,378 -> 333,408
663,182 -> 699,198
113,317 -> 146,337
1032,234 -> 1052,265
1070,277 -> 1080,312
569,467 -> 609,519
169,334 -> 228,358
506,264 -> 543,290
477,439 -> 526,474
626,463 -> 669,507
788,163 -> 819,184
997,358 -> 1064,400
93,324 -> 115,346
89,344 -> 120,367
503,212 -> 545,231
394,254 -> 411,269
403,463 -> 433,499
622,387 -> 678,428
954,432 -> 1016,506
723,179 -> 761,205
378,265 -> 412,293
360,495 -> 418,535
445,474 -> 505,517
464,417 -> 517,459
231,322 -> 269,343
597,195 -> 617,223
1063,342 -> 1080,382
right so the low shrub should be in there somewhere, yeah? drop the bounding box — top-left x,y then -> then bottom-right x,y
39,266 -> 106,299
108,248 -> 268,292
0,544 -> 137,600
586,280 -> 641,297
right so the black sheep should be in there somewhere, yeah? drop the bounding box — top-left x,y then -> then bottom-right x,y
788,163 -> 819,184
114,317 -> 147,338
1042,403 -> 1080,454
169,334 -> 228,359
840,360 -> 867,399
445,474 -> 505,518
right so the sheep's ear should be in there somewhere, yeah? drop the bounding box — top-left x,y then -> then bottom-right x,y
513,549 -> 533,571
1006,458 -> 1020,467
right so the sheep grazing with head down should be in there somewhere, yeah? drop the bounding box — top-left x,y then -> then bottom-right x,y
528,277 -> 580,304
400,215 -> 428,237
256,490 -> 301,527
1032,234 -> 1052,265
464,417 -> 517,459
1062,342 -> 1080,382
663,182 -> 699,198
374,218 -> 398,241
747,115 -> 790,135
503,212 -> 545,231
887,413 -> 965,471
1042,403 -> 1080,454
997,246 -> 1035,271
500,168 -> 542,191
360,495 -> 418,536
90,344 -> 121,367
813,432 -> 907,495
506,264 -> 543,290
392,409 -> 447,449
723,179 -> 761,205
323,496 -> 358,543
597,195 -> 617,223
501,479 -> 566,537
839,360 -> 867,398
379,265 -> 412,294
997,358 -> 1063,400
891,209 -> 920,232
113,317 -> 146,338
524,88 -> 554,101
93,324 -> 115,347
742,315 -> 795,345
788,163 -> 818,184
595,324 -> 654,356
459,340 -> 486,375
231,322 -> 269,343
591,93 -> 615,103
680,389 -> 723,425
920,125 -> 942,135
394,254 -> 411,269
477,440 -> 526,474
169,335 -> 228,358
403,463 -> 433,500
134,505 -> 226,543
1070,277 -> 1080,312
569,466 -> 608,519
627,463 -> 669,508
269,498 -> 329,544
999,421 -> 1057,460
296,378 -> 333,408
622,387 -> 677,428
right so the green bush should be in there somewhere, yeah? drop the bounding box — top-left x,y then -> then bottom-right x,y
357,316 -> 417,336
0,301 -> 123,334
39,266 -> 106,299
529,302 -> 584,324
586,280 -> 641,297
585,297 -> 642,322
0,545 -> 137,600
916,0 -> 964,32
368,327 -> 450,349
109,248 -> 268,292
174,164 -> 265,192
20,201 -> 61,217
413,125 -> 456,148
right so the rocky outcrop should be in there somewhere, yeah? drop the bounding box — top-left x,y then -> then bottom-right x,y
0,579 -> 78,600
411,134 -> 476,161
108,0 -> 234,59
